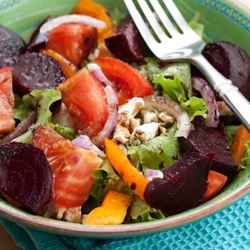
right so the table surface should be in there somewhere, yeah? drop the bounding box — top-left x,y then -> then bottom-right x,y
0,0 -> 250,249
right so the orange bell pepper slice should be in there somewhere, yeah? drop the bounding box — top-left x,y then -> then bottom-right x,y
230,125 -> 250,168
85,190 -> 132,225
104,138 -> 149,199
201,170 -> 227,203
72,0 -> 115,56
40,49 -> 78,79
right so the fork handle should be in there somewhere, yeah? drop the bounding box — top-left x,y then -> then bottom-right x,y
192,54 -> 250,133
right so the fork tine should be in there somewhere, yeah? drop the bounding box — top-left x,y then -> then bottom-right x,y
123,0 -> 159,48
162,0 -> 191,32
148,0 -> 180,37
136,0 -> 168,42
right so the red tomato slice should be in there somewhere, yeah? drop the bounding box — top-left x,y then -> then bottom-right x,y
57,68 -> 109,138
46,23 -> 97,68
201,170 -> 228,203
95,57 -> 153,105
0,67 -> 15,135
32,125 -> 64,152
47,139 -> 103,207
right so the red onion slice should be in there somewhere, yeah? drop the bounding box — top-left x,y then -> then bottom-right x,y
91,85 -> 118,147
143,95 -> 191,139
71,135 -> 106,157
145,169 -> 164,181
87,63 -> 118,106
192,77 -> 220,128
87,63 -> 112,87
40,14 -> 106,33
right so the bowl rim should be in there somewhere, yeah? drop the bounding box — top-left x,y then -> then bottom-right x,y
1,0 -> 250,238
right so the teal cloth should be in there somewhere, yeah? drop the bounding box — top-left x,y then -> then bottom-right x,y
1,193 -> 250,250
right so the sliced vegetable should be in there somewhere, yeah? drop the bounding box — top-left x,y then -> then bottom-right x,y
104,138 -> 149,199
72,0 -> 114,55
85,190 -> 132,225
0,67 -> 15,135
91,85 -> 118,147
95,57 -> 153,105
0,142 -> 53,214
32,125 -> 64,152
201,170 -> 227,203
46,23 -> 97,68
40,49 -> 78,79
39,14 -> 106,33
46,139 -> 103,207
230,125 -> 250,167
143,95 -> 191,139
57,68 -> 109,139
192,77 -> 219,127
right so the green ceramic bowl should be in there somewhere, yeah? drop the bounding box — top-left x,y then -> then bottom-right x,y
0,0 -> 250,238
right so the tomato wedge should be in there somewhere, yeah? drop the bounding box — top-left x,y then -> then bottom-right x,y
201,170 -> 227,203
33,125 -> 103,207
57,68 -> 109,138
95,57 -> 153,105
0,67 -> 15,135
72,0 -> 114,56
46,23 -> 97,68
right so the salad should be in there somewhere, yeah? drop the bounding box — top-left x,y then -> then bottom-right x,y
0,0 -> 249,226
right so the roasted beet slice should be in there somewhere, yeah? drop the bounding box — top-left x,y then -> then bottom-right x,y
0,25 -> 26,58
0,142 -> 53,213
202,41 -> 250,101
0,52 -> 66,97
180,117 -> 238,179
144,152 -> 214,216
105,15 -> 151,63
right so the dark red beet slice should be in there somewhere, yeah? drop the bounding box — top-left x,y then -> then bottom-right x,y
0,142 -> 53,214
0,52 -> 66,97
105,15 -> 152,63
27,16 -> 53,53
144,152 -> 214,217
202,41 -> 250,101
179,117 -> 238,179
0,25 -> 26,58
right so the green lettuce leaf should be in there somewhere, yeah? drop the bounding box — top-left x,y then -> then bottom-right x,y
14,93 -> 33,122
127,126 -> 180,173
180,96 -> 209,122
240,141 -> 250,170
125,195 -> 165,223
12,89 -> 77,143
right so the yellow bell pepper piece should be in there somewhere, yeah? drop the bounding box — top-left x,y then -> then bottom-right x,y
85,190 -> 132,225
104,138 -> 149,199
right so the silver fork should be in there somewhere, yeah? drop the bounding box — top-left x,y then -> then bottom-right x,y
124,0 -> 250,132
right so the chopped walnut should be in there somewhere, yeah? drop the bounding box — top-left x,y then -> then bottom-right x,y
63,207 -> 82,223
130,123 -> 161,142
113,124 -> 131,144
118,98 -> 144,126
44,201 -> 82,223
141,110 -> 158,124
158,111 -> 175,124
127,117 -> 141,132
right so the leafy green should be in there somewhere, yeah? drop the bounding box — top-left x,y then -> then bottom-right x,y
127,126 -> 180,173
240,141 -> 250,170
12,89 -> 77,143
125,196 -> 165,223
180,96 -> 209,122
14,93 -> 33,122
